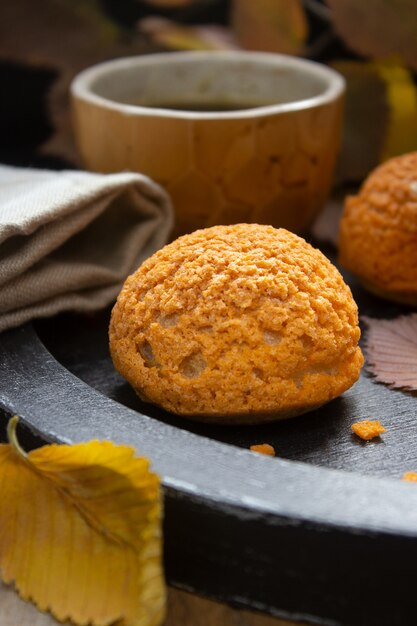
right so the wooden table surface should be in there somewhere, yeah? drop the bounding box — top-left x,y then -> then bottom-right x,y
0,582 -> 305,626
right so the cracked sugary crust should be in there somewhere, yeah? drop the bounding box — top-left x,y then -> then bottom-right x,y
339,152 -> 417,305
110,224 -> 363,423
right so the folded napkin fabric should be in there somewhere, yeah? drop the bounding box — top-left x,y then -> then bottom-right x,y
0,165 -> 173,332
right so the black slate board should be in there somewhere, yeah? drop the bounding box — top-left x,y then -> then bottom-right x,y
1,244 -> 417,626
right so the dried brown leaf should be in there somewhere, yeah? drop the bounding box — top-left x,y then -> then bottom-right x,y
326,0 -> 417,71
362,314 -> 417,390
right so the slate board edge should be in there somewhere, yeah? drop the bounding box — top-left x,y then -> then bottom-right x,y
0,323 -> 416,626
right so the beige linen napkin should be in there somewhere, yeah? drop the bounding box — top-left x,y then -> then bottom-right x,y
0,165 -> 173,332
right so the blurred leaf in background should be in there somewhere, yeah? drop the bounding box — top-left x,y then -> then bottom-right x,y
143,0 -> 196,6
0,0 -> 147,163
139,0 -> 308,54
231,0 -> 307,55
326,0 -> 417,72
139,17 -> 237,50
335,59 -> 417,182
376,60 -> 417,161
333,61 -> 389,183
1,0 -> 417,180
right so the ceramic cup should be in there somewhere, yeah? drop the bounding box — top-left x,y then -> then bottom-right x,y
71,51 -> 345,236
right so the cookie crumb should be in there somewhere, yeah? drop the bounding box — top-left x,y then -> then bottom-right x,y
351,420 -> 386,441
250,443 -> 276,456
403,471 -> 417,482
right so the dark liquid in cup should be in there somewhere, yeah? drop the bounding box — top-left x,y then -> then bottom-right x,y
124,99 -> 272,112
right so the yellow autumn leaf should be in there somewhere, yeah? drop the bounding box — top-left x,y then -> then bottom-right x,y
0,417 -> 165,626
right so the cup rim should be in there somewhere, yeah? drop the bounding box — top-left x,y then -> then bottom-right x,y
71,50 -> 345,120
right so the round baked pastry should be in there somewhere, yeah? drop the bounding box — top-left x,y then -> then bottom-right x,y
110,224 -> 363,423
339,152 -> 417,305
